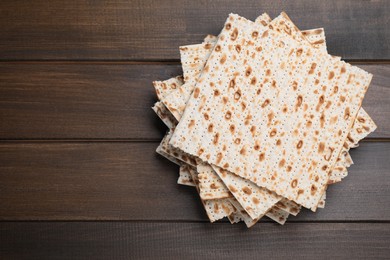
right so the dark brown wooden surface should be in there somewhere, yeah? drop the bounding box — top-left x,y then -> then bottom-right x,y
0,0 -> 389,60
1,223 -> 389,260
0,0 -> 389,259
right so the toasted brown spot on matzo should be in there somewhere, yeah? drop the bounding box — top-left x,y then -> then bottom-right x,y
229,78 -> 236,89
324,147 -> 334,161
318,142 -> 325,153
216,152 -> 223,164
251,77 -> 257,85
363,126 -> 370,131
220,54 -> 227,64
241,102 -> 247,113
279,159 -> 286,168
229,124 -> 235,134
296,95 -> 303,108
309,63 -> 317,74
259,153 -> 265,162
208,123 -> 214,133
344,107 -> 350,120
242,186 -> 252,195
297,140 -> 303,149
225,111 -> 232,120
194,87 -> 200,98
252,197 -> 260,205
234,90 -> 241,100
213,133 -> 219,144
250,125 -> 256,136
292,81 -> 298,91
347,135 -> 354,143
311,184 -> 318,195
210,183 -> 219,189
228,185 -> 237,193
222,96 -> 228,104
270,129 -> 277,137
330,115 -> 337,124
357,117 -> 366,123
188,120 -> 195,128
230,28 -> 238,40
262,99 -> 270,108
320,113 -> 325,128
245,66 -> 252,77
267,112 -> 274,125
328,71 -> 335,80
291,179 -> 298,188
347,74 -> 355,84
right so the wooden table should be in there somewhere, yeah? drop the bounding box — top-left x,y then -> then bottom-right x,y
0,1 -> 389,259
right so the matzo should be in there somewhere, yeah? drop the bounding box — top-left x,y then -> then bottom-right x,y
170,13 -> 372,209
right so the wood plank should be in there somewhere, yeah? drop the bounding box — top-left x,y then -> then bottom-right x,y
0,1 -> 388,60
0,63 -> 388,139
0,142 -> 389,221
0,63 -> 181,139
1,222 -> 389,259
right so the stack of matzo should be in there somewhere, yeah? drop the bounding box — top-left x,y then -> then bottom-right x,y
152,12 -> 377,227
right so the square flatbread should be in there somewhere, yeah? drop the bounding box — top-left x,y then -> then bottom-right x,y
170,13 -> 372,210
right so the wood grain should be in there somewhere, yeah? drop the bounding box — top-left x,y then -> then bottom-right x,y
0,63 -> 388,139
0,0 -> 388,60
1,222 -> 389,259
0,142 -> 389,221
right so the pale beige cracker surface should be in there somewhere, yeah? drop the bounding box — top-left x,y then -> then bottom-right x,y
152,12 -> 374,223
161,25 -> 372,220
162,26 -> 372,191
170,13 -> 372,210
